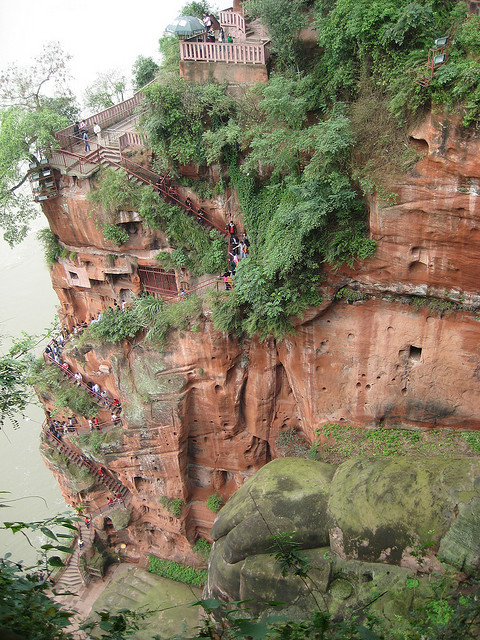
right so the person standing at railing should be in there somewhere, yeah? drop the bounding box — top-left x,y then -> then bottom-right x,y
203,11 -> 212,33
83,130 -> 91,152
93,122 -> 101,145
73,121 -> 81,140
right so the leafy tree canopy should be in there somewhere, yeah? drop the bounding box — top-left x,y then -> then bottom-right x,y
245,0 -> 309,71
132,55 -> 159,91
0,42 -> 78,246
180,1 -> 213,19
84,69 -> 128,113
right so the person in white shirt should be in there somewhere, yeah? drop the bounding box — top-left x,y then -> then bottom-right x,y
93,122 -> 101,146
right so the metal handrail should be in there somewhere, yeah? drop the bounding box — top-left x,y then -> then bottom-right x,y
43,349 -> 118,410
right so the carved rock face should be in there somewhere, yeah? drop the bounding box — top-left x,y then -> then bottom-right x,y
207,457 -> 480,618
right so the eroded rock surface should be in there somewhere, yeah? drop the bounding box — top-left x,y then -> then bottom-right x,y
207,457 -> 480,620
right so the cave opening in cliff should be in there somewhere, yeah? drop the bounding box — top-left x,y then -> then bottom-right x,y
409,345 -> 422,362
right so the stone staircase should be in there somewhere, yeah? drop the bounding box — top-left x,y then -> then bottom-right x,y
54,519 -> 94,596
43,425 -> 130,500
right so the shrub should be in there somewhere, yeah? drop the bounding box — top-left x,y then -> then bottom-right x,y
159,496 -> 183,517
88,167 -> 142,214
33,359 -> 99,418
37,228 -> 61,267
86,306 -> 142,344
103,223 -> 129,247
148,555 -> 207,586
206,493 -> 223,513
193,537 -> 211,560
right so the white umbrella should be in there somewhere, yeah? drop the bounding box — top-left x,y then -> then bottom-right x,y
164,15 -> 205,38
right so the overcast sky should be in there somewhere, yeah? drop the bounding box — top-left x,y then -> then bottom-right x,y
0,0 -> 217,114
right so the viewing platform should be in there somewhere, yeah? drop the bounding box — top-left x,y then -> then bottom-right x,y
179,6 -> 270,83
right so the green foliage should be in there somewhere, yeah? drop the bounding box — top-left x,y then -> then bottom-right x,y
0,327 -> 61,428
88,167 -> 142,217
0,42 -> 73,245
206,493 -> 223,513
313,0 -> 480,127
33,359 -> 99,418
148,555 -> 207,586
159,495 -> 184,517
335,287 -> 369,302
103,223 -> 130,247
37,228 -> 62,266
193,537 -> 212,560
0,513 -> 80,640
461,431 -> 480,453
75,427 -> 123,460
86,306 -> 142,344
84,69 -> 127,112
137,294 -> 203,345
181,1 -> 212,18
132,55 -> 159,91
245,0 -> 309,71
158,35 -> 181,73
142,76 -> 236,168
268,531 -> 311,578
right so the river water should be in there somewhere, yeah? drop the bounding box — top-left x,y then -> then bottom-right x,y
0,218 -> 67,564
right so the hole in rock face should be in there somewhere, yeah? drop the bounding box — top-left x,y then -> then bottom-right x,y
366,384 -> 371,390
408,345 -> 422,362
214,385 -> 222,394
409,136 -> 429,154
408,261 -> 427,274
356,382 -> 361,388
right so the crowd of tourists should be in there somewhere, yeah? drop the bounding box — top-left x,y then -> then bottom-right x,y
44,326 -> 123,429
222,221 -> 249,289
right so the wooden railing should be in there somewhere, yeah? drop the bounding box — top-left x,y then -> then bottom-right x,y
119,131 -> 147,152
55,95 -> 143,149
48,148 -> 100,175
219,10 -> 246,36
180,41 -> 266,64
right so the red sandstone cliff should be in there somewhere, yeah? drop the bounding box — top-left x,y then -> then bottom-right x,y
40,113 -> 480,565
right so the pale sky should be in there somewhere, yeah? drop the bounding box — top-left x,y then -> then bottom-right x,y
0,0 -> 217,114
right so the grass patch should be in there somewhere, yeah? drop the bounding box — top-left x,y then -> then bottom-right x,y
192,538 -> 211,561
148,555 -> 207,587
309,423 -> 480,464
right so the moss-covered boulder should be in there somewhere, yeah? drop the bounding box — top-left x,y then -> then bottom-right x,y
327,457 -> 480,570
210,458 -> 336,564
207,456 -> 480,621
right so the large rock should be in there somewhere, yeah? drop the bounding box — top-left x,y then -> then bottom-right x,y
210,458 -> 336,564
327,457 -> 480,568
207,457 -> 480,619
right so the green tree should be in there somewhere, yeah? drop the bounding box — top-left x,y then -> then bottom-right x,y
84,70 -> 128,112
158,35 -> 181,73
245,0 -> 309,70
132,55 -> 159,90
180,1 -> 212,19
0,42 -> 76,245
0,329 -> 54,429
